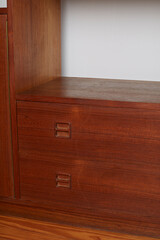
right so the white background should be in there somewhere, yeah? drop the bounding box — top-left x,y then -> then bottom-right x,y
0,0 -> 7,8
61,0 -> 160,81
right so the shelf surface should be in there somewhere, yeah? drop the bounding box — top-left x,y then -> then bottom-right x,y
0,8 -> 8,14
16,77 -> 160,108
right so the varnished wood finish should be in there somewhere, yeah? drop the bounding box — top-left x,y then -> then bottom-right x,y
0,200 -> 160,238
2,0 -> 160,238
16,77 -> 160,108
16,101 -> 160,237
17,101 -> 160,141
6,0 -> 61,198
12,0 -> 61,93
7,0 -> 20,198
0,15 -> 13,197
0,8 -> 8,14
0,215 -> 155,240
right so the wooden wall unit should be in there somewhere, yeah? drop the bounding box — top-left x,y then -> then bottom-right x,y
0,0 -> 160,239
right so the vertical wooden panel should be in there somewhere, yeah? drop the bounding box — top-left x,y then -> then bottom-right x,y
7,0 -> 20,198
12,0 -> 61,93
7,0 -> 61,198
0,14 -> 13,197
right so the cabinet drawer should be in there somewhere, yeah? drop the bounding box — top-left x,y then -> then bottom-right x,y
19,144 -> 160,219
17,101 -> 160,140
17,101 -> 160,220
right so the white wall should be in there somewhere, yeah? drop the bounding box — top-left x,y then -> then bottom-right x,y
61,0 -> 160,81
0,0 -> 7,8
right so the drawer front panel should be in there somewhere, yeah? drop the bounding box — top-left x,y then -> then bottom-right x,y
17,101 -> 160,219
17,101 -> 160,140
19,146 -> 160,218
19,133 -> 160,165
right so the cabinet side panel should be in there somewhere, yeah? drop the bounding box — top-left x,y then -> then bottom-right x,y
0,15 -> 14,197
12,0 -> 61,93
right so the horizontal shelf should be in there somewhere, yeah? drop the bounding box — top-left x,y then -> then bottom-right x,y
16,77 -> 160,108
0,8 -> 8,14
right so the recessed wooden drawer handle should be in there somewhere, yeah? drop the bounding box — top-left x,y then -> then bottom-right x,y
55,122 -> 71,138
56,173 -> 71,189
56,123 -> 70,131
56,131 -> 70,138
56,182 -> 71,188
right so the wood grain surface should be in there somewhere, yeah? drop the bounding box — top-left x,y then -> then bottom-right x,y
6,0 -> 61,198
0,215 -> 156,240
16,77 -> 160,108
0,9 -> 8,14
7,0 -> 20,198
3,0 -> 160,238
17,101 -> 160,140
0,14 -> 13,197
16,101 -> 160,237
12,0 -> 61,93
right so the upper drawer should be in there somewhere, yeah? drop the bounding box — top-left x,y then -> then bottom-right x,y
17,101 -> 160,140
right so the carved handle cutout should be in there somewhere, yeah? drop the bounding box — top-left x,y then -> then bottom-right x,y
56,123 -> 70,131
55,122 -> 71,138
56,131 -> 70,138
56,173 -> 71,189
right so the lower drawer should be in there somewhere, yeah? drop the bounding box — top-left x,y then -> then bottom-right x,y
18,134 -> 160,220
19,147 -> 160,219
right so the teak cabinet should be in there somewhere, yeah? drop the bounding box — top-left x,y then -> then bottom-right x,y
0,0 -> 160,238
